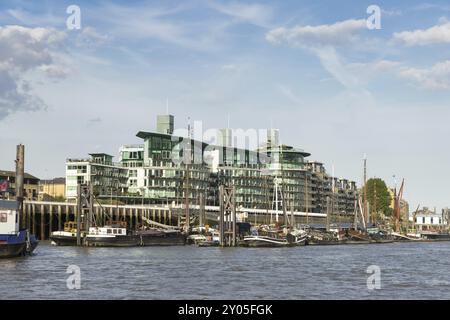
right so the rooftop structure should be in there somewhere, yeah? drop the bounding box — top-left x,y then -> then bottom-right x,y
156,114 -> 174,135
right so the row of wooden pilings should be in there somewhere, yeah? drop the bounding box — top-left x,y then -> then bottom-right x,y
21,201 -> 341,241
22,201 -> 181,240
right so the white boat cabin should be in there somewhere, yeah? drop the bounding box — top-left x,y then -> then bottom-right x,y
0,200 -> 19,235
88,226 -> 127,237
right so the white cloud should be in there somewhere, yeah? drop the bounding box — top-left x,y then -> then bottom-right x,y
266,19 -> 366,48
0,25 -> 67,120
36,64 -> 68,79
221,64 -> 240,72
208,1 -> 274,28
399,60 -> 450,90
277,84 -> 302,105
266,19 -> 375,101
371,60 -> 401,71
393,22 -> 450,46
348,60 -> 401,75
6,8 -> 63,27
381,9 -> 402,17
76,27 -> 111,48
87,2 -> 231,52
314,46 -> 360,89
413,3 -> 450,12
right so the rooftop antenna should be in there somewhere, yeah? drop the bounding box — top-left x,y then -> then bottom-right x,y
187,116 -> 191,138
166,98 -> 169,115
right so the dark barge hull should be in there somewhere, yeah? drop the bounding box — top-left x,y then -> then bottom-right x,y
370,239 -> 395,244
241,237 -> 291,247
242,241 -> 289,247
140,234 -> 186,246
307,240 -> 344,245
343,240 -> 371,245
85,236 -> 141,247
50,232 -> 186,246
421,234 -> 450,241
0,243 -> 26,258
50,235 -> 78,246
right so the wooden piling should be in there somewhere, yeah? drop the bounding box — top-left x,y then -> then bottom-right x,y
58,205 -> 62,231
40,204 -> 45,240
129,208 -> 133,230
135,208 -> 139,230
32,204 -> 35,235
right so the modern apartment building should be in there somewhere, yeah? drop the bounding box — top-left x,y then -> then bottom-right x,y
65,153 -> 128,200
65,115 -> 358,214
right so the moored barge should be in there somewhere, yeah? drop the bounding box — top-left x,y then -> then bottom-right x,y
0,200 -> 38,258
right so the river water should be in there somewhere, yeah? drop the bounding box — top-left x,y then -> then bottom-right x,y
1,241 -> 449,299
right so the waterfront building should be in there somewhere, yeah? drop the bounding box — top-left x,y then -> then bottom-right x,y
130,130 -> 212,205
443,208 -> 450,227
65,115 -> 359,214
38,177 -> 66,201
0,170 -> 40,201
413,207 -> 446,231
130,115 -> 357,214
65,153 -> 128,200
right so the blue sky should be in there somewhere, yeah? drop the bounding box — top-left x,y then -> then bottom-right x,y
1,0 -> 450,211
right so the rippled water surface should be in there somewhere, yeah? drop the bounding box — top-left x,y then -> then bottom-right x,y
1,241 -> 450,299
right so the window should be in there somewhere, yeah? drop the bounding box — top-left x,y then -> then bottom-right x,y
0,212 -> 7,223
107,229 -> 112,234
118,229 -> 122,234
113,229 -> 117,234
129,170 -> 137,177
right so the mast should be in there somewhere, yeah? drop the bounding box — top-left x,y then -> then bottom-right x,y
331,164 -> 335,228
394,179 -> 405,232
184,118 -> 191,232
280,144 -> 285,226
373,179 -> 377,225
275,177 -> 279,223
363,154 -> 368,227
305,170 -> 309,224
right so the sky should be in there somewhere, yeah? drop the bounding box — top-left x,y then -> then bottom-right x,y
1,0 -> 450,211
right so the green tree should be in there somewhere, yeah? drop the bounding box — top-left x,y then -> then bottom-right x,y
53,195 -> 66,202
365,178 -> 392,217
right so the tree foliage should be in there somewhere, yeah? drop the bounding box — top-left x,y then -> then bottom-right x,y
365,178 -> 392,217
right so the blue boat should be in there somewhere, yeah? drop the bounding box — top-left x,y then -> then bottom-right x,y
0,200 -> 38,258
